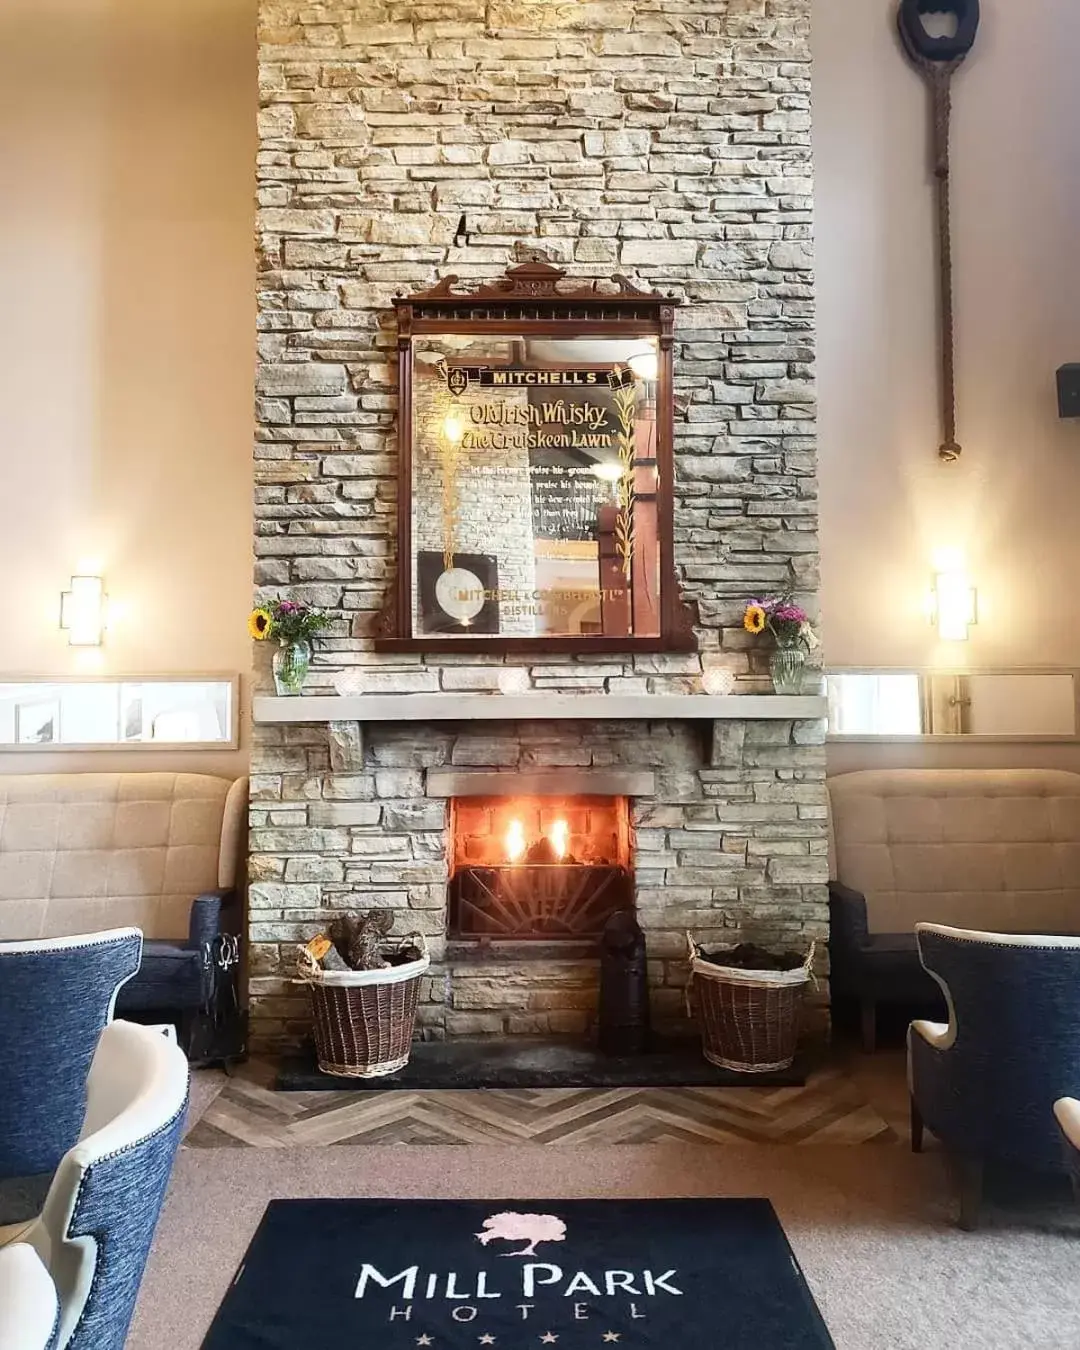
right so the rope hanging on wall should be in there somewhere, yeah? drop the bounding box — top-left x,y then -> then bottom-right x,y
897,0 -> 980,463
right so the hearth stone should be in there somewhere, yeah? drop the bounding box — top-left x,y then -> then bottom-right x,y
275,1037 -> 810,1092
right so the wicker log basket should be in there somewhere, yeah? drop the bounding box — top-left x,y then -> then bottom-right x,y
687,933 -> 814,1073
298,933 -> 430,1079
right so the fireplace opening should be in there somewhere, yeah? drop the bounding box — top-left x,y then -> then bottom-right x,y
448,795 -> 633,941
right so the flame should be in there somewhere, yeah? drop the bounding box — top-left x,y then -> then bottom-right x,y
505,818 -> 526,864
550,818 -> 569,861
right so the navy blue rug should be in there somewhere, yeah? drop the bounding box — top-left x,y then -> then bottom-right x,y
202,1198 -> 834,1349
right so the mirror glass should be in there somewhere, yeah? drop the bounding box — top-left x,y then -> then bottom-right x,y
0,679 -> 237,748
827,672 -> 1077,738
410,334 -> 661,640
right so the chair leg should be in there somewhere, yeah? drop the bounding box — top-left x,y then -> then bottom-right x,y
956,1157 -> 984,1231
860,998 -> 877,1053
910,1096 -> 924,1154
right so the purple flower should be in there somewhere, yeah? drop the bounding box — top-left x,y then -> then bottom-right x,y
773,604 -> 807,624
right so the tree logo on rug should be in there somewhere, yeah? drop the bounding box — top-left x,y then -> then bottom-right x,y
476,1212 -> 568,1258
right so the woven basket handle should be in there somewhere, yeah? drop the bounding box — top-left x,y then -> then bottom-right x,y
685,931 -> 699,1018
399,931 -> 429,962
803,939 -> 818,990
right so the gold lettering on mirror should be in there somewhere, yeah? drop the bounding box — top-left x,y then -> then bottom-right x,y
414,349 -> 655,640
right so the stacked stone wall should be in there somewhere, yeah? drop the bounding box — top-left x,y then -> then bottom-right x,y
252,0 -> 824,1049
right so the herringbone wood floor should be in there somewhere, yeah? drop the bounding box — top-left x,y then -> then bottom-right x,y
185,1068 -> 895,1148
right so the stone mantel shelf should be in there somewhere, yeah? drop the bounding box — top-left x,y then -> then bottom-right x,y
252,693 -> 826,725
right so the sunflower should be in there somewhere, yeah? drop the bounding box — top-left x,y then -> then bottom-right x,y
743,604 -> 767,635
248,608 -> 273,641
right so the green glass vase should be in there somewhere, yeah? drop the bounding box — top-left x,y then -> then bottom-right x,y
769,644 -> 806,696
272,640 -> 312,696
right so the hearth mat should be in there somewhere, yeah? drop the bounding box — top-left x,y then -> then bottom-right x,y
275,1037 -> 809,1091
185,1069 -> 895,1147
201,1198 -> 835,1350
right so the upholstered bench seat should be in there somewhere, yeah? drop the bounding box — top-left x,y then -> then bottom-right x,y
0,772 -> 247,1060
828,769 -> 1080,1049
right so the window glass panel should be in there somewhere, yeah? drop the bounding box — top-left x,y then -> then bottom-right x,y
0,680 -> 235,748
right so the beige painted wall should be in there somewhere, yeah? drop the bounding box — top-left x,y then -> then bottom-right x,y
0,0 -> 256,776
3,0 -> 1079,778
815,0 -> 1080,772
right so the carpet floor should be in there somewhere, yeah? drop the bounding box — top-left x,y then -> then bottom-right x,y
130,1142 -> 1080,1350
127,1054 -> 1080,1350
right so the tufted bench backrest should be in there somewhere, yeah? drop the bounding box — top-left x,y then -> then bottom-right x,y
0,772 -> 247,941
827,769 -> 1080,935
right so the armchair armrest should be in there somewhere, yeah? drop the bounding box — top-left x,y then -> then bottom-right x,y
1055,1098 -> 1080,1152
187,889 -> 241,951
910,1018 -> 953,1051
828,881 -> 871,951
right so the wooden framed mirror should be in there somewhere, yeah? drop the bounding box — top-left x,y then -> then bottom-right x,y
374,261 -> 696,654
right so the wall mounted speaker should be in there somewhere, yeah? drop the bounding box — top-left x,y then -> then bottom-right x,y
1057,365 -> 1080,419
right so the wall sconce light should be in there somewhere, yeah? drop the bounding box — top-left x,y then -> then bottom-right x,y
60,575 -> 108,646
928,561 -> 977,641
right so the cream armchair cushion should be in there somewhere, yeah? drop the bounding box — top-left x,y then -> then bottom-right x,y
827,769 -> 1080,936
0,773 -> 247,942
0,1243 -> 58,1350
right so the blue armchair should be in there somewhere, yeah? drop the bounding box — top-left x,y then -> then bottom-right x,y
0,1021 -> 189,1350
909,924 -> 1080,1228
0,930 -> 142,1184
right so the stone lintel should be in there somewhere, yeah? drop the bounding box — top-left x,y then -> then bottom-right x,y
425,768 -> 657,798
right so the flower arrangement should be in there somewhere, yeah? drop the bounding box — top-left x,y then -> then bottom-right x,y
742,597 -> 819,651
248,598 -> 331,646
250,597 -> 332,696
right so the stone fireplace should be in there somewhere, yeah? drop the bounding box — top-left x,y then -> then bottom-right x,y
250,0 -> 826,1054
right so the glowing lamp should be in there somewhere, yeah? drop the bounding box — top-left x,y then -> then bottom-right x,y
701,666 -> 736,696
60,575 -> 108,647
443,411 -> 466,444
626,346 -> 659,381
928,554 -> 977,641
498,667 -> 530,695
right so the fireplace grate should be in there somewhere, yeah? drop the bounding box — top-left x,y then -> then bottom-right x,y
449,864 -> 632,941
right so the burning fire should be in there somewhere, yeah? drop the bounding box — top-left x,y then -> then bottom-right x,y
505,818 -> 526,864
503,817 -> 571,863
